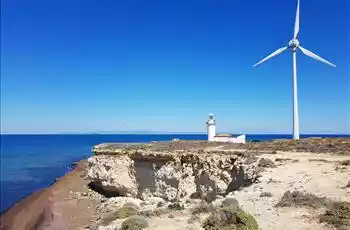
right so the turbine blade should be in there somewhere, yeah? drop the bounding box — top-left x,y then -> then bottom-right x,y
253,47 -> 288,67
294,0 -> 300,38
299,46 -> 336,67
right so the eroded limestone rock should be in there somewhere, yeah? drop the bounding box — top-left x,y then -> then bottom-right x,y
88,145 -> 261,202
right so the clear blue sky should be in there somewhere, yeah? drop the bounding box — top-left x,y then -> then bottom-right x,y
1,0 -> 349,134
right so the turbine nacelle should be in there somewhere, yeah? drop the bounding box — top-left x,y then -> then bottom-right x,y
288,39 -> 300,49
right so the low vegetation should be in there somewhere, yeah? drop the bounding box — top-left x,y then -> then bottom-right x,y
168,202 -> 184,210
121,215 -> 149,230
100,205 -> 139,226
275,190 -> 350,229
221,197 -> 239,208
258,158 -> 276,168
308,158 -> 332,163
340,160 -> 350,166
123,202 -> 139,208
346,181 -> 350,188
115,206 -> 139,219
140,208 -> 164,217
191,201 -> 215,215
275,190 -> 329,209
202,206 -> 258,230
188,214 -> 201,224
260,192 -> 273,197
319,201 -> 350,230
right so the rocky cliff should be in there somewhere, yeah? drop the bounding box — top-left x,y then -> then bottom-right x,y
88,141 -> 261,202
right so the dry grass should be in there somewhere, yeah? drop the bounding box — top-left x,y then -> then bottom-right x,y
319,201 -> 350,230
258,158 -> 276,168
191,201 -> 215,215
308,159 -> 333,163
121,215 -> 148,230
94,138 -> 350,156
100,205 -> 139,225
275,191 -> 329,209
275,190 -> 350,229
260,192 -> 273,197
168,202 -> 184,210
202,206 -> 258,230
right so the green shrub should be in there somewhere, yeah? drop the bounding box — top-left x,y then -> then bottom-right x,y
121,215 -> 149,230
115,206 -> 139,219
202,206 -> 258,230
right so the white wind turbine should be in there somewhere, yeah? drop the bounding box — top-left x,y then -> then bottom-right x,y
253,0 -> 336,140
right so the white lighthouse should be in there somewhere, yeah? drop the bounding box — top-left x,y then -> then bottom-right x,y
206,113 -> 216,141
205,113 -> 246,144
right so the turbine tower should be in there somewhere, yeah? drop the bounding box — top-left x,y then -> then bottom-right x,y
253,0 -> 336,140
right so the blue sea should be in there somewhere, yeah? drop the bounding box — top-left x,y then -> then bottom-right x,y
0,134 -> 348,214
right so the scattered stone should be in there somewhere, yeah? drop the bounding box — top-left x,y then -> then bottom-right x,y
168,213 -> 175,218
121,215 -> 149,230
260,192 -> 273,197
258,158 -> 276,168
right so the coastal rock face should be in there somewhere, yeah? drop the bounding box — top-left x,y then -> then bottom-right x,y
88,143 -> 261,201
87,155 -> 138,197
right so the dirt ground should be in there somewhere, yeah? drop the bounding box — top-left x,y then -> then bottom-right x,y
0,160 -> 98,230
126,151 -> 350,230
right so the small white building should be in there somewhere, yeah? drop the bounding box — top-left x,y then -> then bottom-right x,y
206,114 -> 246,144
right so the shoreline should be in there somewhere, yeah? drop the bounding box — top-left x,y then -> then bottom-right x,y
1,138 -> 349,230
0,160 -> 91,230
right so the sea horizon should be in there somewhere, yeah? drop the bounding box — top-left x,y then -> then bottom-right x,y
1,132 -> 349,135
